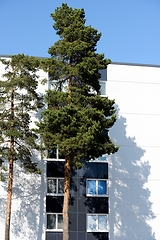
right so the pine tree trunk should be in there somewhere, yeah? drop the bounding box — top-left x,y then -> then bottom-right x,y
63,157 -> 71,240
4,88 -> 14,240
4,153 -> 14,240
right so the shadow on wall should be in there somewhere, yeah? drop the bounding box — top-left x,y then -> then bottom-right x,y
108,108 -> 156,240
0,150 -> 45,240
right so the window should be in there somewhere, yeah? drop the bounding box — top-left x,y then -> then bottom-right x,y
97,154 -> 107,161
87,214 -> 107,232
91,154 -> 107,162
99,69 -> 107,81
47,213 -> 63,231
47,178 -> 64,195
47,148 -> 65,161
99,81 -> 106,95
48,78 -> 68,92
87,179 -> 107,196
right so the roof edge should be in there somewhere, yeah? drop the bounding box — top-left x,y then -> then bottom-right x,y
111,61 -> 160,68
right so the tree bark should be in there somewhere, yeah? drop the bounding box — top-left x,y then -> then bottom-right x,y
63,157 -> 71,240
63,56 -> 72,240
4,153 -> 14,240
4,88 -> 14,240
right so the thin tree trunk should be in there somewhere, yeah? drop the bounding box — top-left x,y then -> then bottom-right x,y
63,57 -> 72,240
63,157 -> 71,240
4,153 -> 14,240
4,88 -> 14,240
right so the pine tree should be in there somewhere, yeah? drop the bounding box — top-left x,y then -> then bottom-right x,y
0,54 -> 43,240
38,4 -> 118,240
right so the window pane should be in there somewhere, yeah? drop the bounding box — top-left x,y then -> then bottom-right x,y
48,149 -> 56,158
98,180 -> 106,195
58,214 -> 63,229
99,69 -> 107,80
98,154 -> 106,161
47,179 -> 56,193
99,81 -> 106,95
87,215 -> 97,231
87,180 -> 96,195
58,152 -> 65,159
58,179 -> 64,193
98,215 -> 107,231
47,214 -> 56,229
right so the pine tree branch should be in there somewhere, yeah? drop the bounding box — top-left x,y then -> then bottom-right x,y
0,140 -> 10,144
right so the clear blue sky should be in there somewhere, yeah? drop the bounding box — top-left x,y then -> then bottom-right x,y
0,0 -> 160,65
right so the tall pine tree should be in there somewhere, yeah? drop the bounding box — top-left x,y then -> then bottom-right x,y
0,54 -> 43,240
38,4 -> 118,240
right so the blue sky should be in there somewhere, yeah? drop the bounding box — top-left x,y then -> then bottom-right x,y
0,0 -> 160,65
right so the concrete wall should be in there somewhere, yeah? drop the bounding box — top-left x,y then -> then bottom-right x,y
107,63 -> 160,240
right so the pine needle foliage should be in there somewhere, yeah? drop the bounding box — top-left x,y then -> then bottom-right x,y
47,3 -> 111,93
39,86 -> 118,166
0,54 -> 43,240
0,54 -> 43,174
38,4 -> 118,240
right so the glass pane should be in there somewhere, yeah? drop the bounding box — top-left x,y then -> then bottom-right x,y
87,180 -> 96,195
48,149 -> 56,158
87,215 -> 96,231
47,179 -> 56,193
99,69 -> 107,80
58,151 -> 65,159
98,180 -> 106,195
99,81 -> 106,95
58,179 -> 64,193
98,215 -> 107,231
58,214 -> 63,229
98,154 -> 106,161
47,214 -> 56,229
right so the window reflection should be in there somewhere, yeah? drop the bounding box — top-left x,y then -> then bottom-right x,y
87,179 -> 107,196
58,214 -> 63,229
47,179 -> 56,193
47,214 -> 56,229
98,180 -> 106,195
99,81 -> 106,95
87,215 -> 96,231
87,214 -> 107,231
87,180 -> 96,195
58,179 -> 64,193
98,215 -> 107,230
47,178 -> 64,194
47,213 -> 63,230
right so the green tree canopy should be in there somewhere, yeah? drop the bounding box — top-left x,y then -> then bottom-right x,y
0,54 -> 43,240
38,4 -> 118,240
38,87 -> 118,167
47,3 -> 110,93
0,54 -> 43,174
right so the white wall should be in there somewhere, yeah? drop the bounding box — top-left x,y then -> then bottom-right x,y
107,63 -> 160,240
0,57 -> 48,240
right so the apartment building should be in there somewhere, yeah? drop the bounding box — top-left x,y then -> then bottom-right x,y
0,56 -> 160,240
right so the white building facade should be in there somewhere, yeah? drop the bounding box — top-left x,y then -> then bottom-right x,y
107,63 -> 160,240
0,57 -> 160,240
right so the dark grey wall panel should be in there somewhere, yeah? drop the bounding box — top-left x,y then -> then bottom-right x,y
69,232 -> 77,240
87,232 -> 109,240
47,161 -> 64,177
77,213 -> 86,231
78,232 -> 86,240
69,213 -> 78,231
46,196 -> 63,212
85,197 -> 109,213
